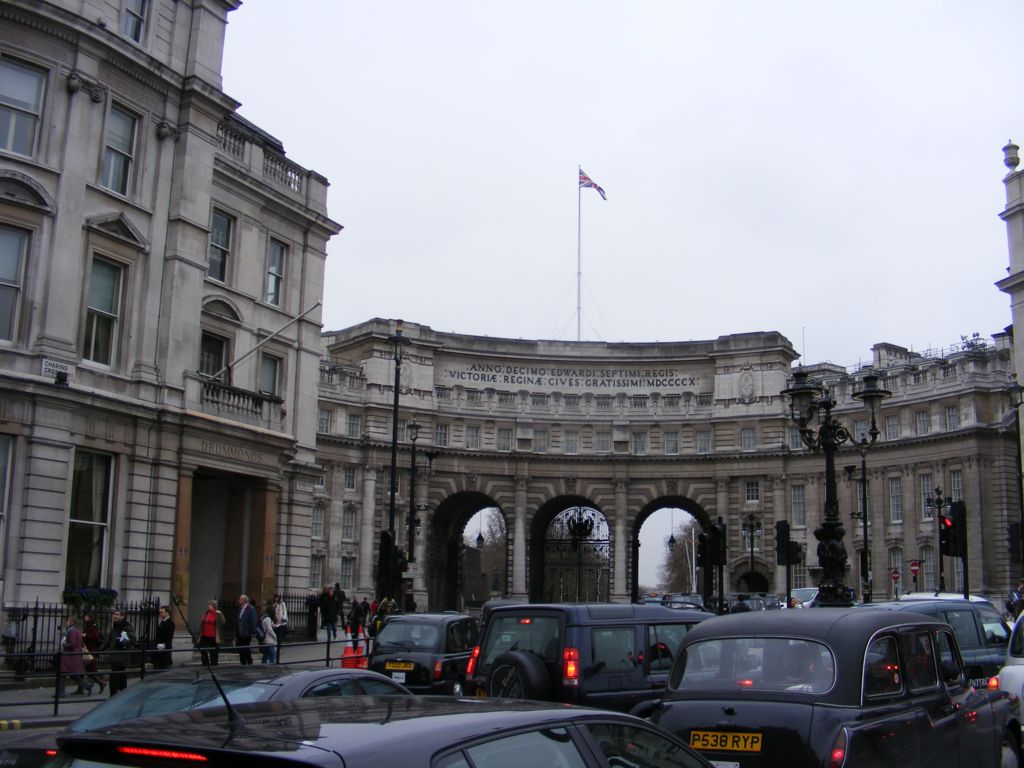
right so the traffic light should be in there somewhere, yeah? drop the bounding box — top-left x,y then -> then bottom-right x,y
775,520 -> 790,566
939,513 -> 954,556
697,533 -> 709,568
950,501 -> 967,558
787,541 -> 803,565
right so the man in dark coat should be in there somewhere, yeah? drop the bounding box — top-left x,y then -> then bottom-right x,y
153,605 -> 174,669
100,609 -> 136,696
236,594 -> 259,664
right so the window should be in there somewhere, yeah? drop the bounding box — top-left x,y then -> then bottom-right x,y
314,470 -> 325,490
945,405 -> 960,431
533,429 -> 547,453
792,560 -> 808,589
853,419 -> 868,442
346,414 -> 361,439
563,394 -> 580,411
102,105 -> 136,195
596,395 -> 613,410
889,476 -> 902,523
466,389 -> 481,404
82,257 -> 122,366
342,506 -> 355,539
122,0 -> 148,42
531,393 -> 548,408
900,631 -> 937,691
318,408 -> 332,434
630,431 -> 647,455
497,427 -> 512,452
953,557 -> 964,593
265,238 -> 286,306
630,395 -> 648,409
435,423 -> 449,447
343,466 -> 356,491
497,391 -> 515,406
466,425 -> 480,449
664,431 -> 679,455
435,386 -> 452,401
591,627 -> 636,673
885,415 -> 900,441
740,427 -> 756,451
208,210 -> 232,282
697,393 -> 713,406
915,410 -> 930,436
0,226 -> 27,341
65,451 -> 112,589
920,473 -> 933,519
789,426 -> 804,450
0,57 -> 45,156
921,546 -> 935,591
745,480 -> 760,503
457,728 -> 587,768
595,431 -> 610,454
0,435 -> 11,572
258,354 -> 279,395
950,469 -> 963,501
564,430 -> 579,455
696,430 -> 712,455
340,557 -> 354,590
864,635 -> 903,697
663,394 -> 681,409
199,332 -> 229,382
309,554 -> 323,590
791,485 -> 806,527
311,505 -> 324,539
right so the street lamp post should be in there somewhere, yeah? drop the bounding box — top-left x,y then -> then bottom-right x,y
782,370 -> 890,606
1007,379 -> 1024,568
406,421 -> 421,567
844,439 -> 873,603
926,487 -> 950,593
383,320 -> 410,601
741,513 -> 762,589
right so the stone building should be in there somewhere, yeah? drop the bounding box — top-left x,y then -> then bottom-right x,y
317,319 -> 1019,611
0,1 -> 340,628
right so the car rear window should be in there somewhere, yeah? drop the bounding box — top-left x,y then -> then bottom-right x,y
673,638 -> 835,694
481,615 -> 562,666
376,620 -> 440,650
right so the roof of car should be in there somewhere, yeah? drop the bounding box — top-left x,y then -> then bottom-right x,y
58,696 -> 652,764
383,612 -> 474,624
855,598 -> 984,611
487,602 -> 709,622
120,663 -> 356,685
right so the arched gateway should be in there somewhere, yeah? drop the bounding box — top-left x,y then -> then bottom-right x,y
314,319 -> 1014,611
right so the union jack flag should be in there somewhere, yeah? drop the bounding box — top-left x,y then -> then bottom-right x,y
579,168 -> 607,200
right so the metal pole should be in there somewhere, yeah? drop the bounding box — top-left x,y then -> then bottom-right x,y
860,448 -> 871,603
386,322 -> 406,600
407,430 -> 418,563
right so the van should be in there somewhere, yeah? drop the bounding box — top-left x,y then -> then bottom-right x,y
464,603 -> 709,712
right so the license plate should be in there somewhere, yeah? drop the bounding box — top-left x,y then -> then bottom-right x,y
391,672 -> 406,683
385,661 -> 414,671
475,688 -> 488,698
711,763 -> 740,768
690,731 -> 763,752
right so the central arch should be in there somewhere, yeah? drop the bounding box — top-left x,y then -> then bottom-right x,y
529,496 -> 610,602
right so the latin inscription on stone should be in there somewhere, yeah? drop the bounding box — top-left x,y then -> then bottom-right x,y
441,362 -> 699,393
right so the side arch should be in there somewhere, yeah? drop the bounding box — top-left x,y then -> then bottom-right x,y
631,496 -> 714,603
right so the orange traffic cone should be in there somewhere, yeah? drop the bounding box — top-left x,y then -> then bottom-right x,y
341,643 -> 367,669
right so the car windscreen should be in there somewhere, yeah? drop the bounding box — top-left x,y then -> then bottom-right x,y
672,637 -> 835,694
481,615 -> 562,666
376,620 -> 441,650
68,679 -> 280,732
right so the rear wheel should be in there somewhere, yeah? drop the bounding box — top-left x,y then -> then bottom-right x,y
486,651 -> 551,700
1002,732 -> 1020,768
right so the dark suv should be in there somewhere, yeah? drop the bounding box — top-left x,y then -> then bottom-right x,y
367,612 -> 479,695
464,602 -> 709,712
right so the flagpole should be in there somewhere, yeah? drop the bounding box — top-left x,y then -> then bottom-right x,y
577,165 -> 582,342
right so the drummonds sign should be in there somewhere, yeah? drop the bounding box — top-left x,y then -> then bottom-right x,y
440,361 -> 701,394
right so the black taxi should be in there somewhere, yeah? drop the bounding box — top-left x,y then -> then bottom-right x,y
634,608 -> 1021,768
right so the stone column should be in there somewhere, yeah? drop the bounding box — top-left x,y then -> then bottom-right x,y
512,474 -> 528,599
716,478 -> 730,589
358,466 -> 377,595
172,471 -> 193,608
613,479 -> 628,601
249,483 -> 278,608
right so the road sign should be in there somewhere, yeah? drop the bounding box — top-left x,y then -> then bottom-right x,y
910,561 -> 920,576
891,568 -> 900,582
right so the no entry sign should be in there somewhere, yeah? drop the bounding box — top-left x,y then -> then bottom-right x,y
891,568 -> 900,582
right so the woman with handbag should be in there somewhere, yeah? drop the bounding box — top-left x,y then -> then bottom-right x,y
59,615 -> 93,697
82,613 -> 105,693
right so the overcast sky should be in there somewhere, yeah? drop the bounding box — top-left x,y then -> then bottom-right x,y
222,3 -> 1024,588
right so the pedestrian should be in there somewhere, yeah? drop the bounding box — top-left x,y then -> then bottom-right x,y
1007,580 -> 1024,620
346,599 -> 364,650
319,586 -> 339,641
360,596 -> 371,628
732,594 -> 751,613
333,582 -> 346,621
272,593 -> 289,644
369,597 -> 379,620
82,613 -> 105,693
152,605 -> 174,669
100,609 -> 136,696
58,615 -> 93,697
260,602 -> 278,664
236,594 -> 259,664
198,599 -> 224,666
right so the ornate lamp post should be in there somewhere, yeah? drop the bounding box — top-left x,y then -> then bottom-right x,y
741,513 -> 762,588
382,320 -> 410,601
406,421 -> 421,567
844,439 -> 873,603
782,370 -> 890,606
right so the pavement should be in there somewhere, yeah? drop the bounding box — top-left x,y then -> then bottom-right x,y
0,632 -> 367,728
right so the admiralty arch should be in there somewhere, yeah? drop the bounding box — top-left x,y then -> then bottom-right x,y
313,319 -> 1020,612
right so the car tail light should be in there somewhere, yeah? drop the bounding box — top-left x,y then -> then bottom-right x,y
987,676 -> 1000,690
828,727 -> 849,768
466,645 -> 480,677
563,646 -> 580,686
118,746 -> 209,762
434,659 -> 443,680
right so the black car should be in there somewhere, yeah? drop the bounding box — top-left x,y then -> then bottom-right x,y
55,696 -> 715,768
465,602 -> 709,712
0,665 -> 410,766
855,597 -> 1010,676
636,608 -> 1021,768
368,612 -> 479,695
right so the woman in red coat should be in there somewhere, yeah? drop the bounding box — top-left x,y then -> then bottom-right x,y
59,615 -> 93,697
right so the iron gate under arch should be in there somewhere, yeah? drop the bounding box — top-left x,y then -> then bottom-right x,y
542,506 -> 611,602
